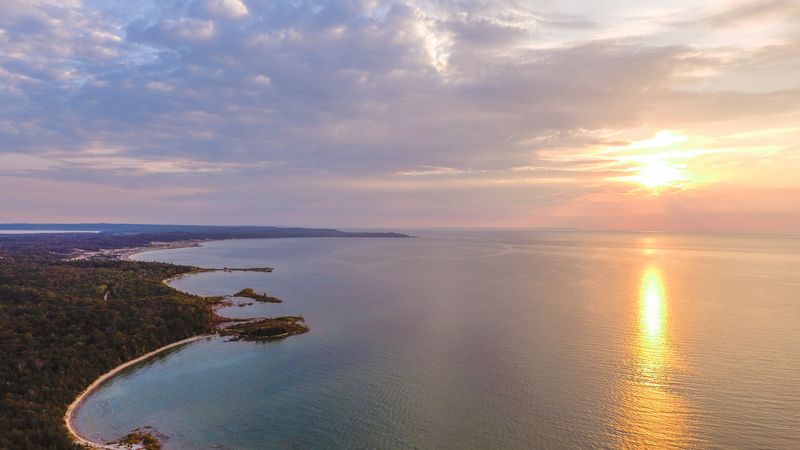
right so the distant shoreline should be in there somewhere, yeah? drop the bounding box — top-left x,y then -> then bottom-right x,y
67,239 -> 208,262
122,240 -> 206,261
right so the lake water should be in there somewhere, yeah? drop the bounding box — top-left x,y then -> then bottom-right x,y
72,231 -> 800,449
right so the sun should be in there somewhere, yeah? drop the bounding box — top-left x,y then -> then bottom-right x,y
632,159 -> 685,188
606,130 -> 697,190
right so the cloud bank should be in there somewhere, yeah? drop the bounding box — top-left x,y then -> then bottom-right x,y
1,0 -> 799,230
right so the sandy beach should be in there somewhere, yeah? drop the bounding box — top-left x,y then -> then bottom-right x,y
68,240 -> 208,262
119,240 -> 208,261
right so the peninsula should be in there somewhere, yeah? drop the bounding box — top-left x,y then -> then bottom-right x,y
221,316 -> 309,341
234,288 -> 282,303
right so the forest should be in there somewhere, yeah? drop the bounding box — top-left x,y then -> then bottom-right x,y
0,236 -> 215,449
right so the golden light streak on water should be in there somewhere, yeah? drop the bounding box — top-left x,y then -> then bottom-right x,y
614,264 -> 691,449
640,266 -> 666,354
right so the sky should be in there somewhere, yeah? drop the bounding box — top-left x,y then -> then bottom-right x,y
1,0 -> 799,231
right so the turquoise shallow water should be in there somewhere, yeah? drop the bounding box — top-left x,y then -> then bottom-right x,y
72,231 -> 800,449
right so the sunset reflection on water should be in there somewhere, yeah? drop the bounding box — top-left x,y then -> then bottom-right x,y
640,266 -> 667,379
615,262 -> 691,448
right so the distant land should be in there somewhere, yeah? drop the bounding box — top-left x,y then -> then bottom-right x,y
0,223 -> 410,237
0,223 -> 410,258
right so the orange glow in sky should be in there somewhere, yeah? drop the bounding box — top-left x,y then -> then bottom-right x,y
1,1 -> 799,231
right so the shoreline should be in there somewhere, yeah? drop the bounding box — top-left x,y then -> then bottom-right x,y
65,245 -> 281,448
68,239 -> 208,262
64,244 -> 291,448
120,240 -> 207,261
64,334 -> 214,449
66,245 -> 217,448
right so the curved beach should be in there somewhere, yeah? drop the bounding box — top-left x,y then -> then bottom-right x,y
65,244 -> 217,448
64,334 -> 214,448
64,244 -> 282,448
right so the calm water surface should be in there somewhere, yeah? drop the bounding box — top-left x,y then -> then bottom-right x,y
72,231 -> 800,449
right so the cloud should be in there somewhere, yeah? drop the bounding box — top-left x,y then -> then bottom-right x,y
0,0 -> 799,229
395,166 -> 465,176
702,0 -> 800,27
0,153 -> 60,172
191,0 -> 249,19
